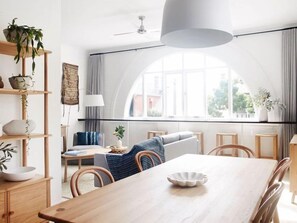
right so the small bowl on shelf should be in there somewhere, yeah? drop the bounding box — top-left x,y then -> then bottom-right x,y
167,172 -> 208,187
2,166 -> 36,181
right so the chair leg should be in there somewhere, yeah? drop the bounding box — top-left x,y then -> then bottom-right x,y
273,208 -> 279,223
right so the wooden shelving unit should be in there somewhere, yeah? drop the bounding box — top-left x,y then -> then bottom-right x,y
0,41 -> 51,223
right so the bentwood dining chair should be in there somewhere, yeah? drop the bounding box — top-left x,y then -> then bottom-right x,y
135,150 -> 163,172
70,166 -> 115,197
207,144 -> 255,158
267,157 -> 291,223
253,182 -> 284,223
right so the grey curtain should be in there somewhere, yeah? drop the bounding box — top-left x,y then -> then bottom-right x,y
85,55 -> 104,132
281,28 -> 297,158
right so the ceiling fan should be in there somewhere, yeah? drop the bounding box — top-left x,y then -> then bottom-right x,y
114,16 -> 159,36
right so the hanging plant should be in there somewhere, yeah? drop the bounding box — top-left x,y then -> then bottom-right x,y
3,18 -> 44,75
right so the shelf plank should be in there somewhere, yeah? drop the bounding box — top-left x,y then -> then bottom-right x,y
0,88 -> 51,95
0,134 -> 51,142
0,40 -> 52,57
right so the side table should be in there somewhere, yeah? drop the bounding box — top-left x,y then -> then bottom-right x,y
62,148 -> 111,182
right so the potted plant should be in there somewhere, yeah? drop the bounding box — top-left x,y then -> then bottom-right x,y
3,18 -> 44,75
8,74 -> 33,90
0,142 -> 17,171
253,88 -> 285,122
113,125 -> 125,148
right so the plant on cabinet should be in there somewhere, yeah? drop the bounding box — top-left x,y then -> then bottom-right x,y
0,142 -> 17,171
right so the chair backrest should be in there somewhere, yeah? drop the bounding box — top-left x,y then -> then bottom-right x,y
207,144 -> 255,158
70,166 -> 115,197
268,157 -> 291,187
135,150 -> 163,172
253,182 -> 284,223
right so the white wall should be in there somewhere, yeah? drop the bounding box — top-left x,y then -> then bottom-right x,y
0,0 -> 62,204
61,44 -> 88,149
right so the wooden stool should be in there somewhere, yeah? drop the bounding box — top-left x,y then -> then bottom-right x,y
216,133 -> 238,156
255,134 -> 278,160
193,132 -> 204,154
147,130 -> 168,139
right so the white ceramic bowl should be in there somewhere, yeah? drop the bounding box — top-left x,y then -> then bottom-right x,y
2,166 -> 36,181
167,172 -> 208,187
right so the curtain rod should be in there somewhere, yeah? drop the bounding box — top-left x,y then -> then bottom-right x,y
90,26 -> 297,56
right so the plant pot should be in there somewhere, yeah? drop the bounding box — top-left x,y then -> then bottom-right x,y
258,108 -> 268,122
3,120 -> 36,135
9,75 -> 32,90
116,140 -> 123,148
3,29 -> 27,44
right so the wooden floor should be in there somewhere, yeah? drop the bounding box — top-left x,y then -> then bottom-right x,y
61,165 -> 297,222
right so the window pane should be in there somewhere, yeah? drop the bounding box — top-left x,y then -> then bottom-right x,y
206,68 -> 229,118
186,72 -> 205,117
184,53 -> 204,69
163,54 -> 182,71
129,77 -> 143,117
144,73 -> 163,117
165,73 -> 183,116
231,71 -> 255,119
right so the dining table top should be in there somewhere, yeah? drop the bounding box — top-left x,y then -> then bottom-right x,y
39,154 -> 277,223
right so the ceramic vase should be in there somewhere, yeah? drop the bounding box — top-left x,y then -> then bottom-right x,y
3,120 -> 36,135
258,108 -> 268,122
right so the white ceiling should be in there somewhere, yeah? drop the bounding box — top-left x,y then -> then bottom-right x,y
61,0 -> 297,52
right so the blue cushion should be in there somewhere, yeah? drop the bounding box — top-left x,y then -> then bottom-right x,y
88,132 -> 99,145
77,132 -> 88,145
76,132 -> 100,145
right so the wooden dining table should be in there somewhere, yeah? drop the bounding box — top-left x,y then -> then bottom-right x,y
39,154 -> 277,223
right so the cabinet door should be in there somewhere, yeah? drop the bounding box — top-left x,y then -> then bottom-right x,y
9,181 -> 48,223
0,192 -> 6,223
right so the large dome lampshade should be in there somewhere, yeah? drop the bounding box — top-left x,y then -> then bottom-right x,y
161,0 -> 233,48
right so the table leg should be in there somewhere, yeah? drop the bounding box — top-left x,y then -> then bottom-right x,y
78,159 -> 82,169
64,158 -> 68,183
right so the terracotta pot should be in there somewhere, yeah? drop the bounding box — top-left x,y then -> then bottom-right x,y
3,29 -> 27,43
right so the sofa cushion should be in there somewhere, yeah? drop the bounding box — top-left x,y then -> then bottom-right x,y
77,132 -> 89,145
76,132 -> 100,145
179,131 -> 193,140
161,133 -> 180,145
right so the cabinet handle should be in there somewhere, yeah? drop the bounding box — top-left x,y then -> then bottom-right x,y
9,211 -> 14,216
2,213 -> 6,218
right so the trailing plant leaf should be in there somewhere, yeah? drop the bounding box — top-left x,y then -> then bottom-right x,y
0,142 -> 17,172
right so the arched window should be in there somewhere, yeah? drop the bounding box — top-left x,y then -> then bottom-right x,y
128,52 -> 255,119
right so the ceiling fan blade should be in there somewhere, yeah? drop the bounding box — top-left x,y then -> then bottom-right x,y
113,31 -> 135,36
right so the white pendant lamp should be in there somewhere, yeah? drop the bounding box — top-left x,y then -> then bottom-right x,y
161,0 -> 233,48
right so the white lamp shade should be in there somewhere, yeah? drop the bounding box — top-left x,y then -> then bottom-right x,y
161,0 -> 233,48
84,95 -> 104,107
